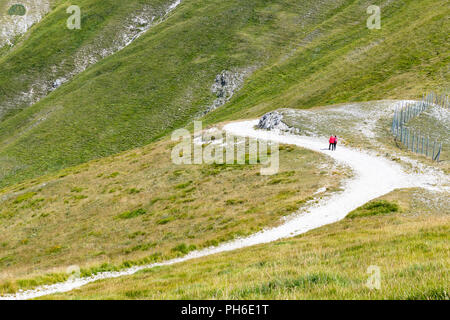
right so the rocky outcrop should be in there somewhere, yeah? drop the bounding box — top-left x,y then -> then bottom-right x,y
257,111 -> 301,134
202,68 -> 254,115
258,111 -> 287,130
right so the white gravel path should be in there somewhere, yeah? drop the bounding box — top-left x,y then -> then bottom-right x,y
1,119 -> 445,300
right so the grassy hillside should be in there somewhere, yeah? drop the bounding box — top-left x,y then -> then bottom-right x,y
0,0 -> 174,119
0,0 -> 353,187
44,189 -> 449,300
0,135 -> 347,293
0,1 -> 56,51
206,0 -> 449,124
0,0 -> 447,300
1,0 -> 447,188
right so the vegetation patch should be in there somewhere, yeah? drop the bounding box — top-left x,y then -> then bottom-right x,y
8,4 -> 26,16
0,138 -> 338,293
406,288 -> 449,300
156,216 -> 175,225
124,242 -> 157,254
116,208 -> 147,220
171,243 -> 197,255
175,181 -> 193,189
128,188 -> 141,194
347,200 -> 400,219
13,192 -> 37,204
45,245 -> 63,255
234,273 -> 350,297
225,199 -> 245,205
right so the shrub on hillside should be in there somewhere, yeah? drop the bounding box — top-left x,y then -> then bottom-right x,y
347,200 -> 399,219
116,208 -> 147,220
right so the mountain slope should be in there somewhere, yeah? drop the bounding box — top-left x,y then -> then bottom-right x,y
0,0 -> 352,187
0,0 -> 448,188
205,0 -> 449,123
0,0 -> 176,119
0,0 -> 448,299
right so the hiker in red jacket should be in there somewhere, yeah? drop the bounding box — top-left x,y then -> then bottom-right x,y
333,135 -> 338,150
329,135 -> 335,150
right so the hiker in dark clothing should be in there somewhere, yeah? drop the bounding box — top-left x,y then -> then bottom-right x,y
333,135 -> 338,150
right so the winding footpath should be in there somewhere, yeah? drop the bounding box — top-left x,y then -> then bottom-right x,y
1,120 -> 446,300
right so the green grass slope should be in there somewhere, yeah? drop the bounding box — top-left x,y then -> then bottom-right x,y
0,0 -> 174,119
206,0 -> 449,123
0,0 -> 448,188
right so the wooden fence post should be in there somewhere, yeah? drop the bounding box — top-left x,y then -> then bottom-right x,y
416,134 -> 419,153
421,136 -> 424,155
434,143 -> 442,162
432,141 -> 436,160
408,129 -> 411,150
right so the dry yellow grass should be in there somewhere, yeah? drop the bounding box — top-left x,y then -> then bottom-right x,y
0,134 -> 347,293
44,188 -> 449,300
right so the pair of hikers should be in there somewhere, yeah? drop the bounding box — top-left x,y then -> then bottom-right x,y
329,135 -> 338,151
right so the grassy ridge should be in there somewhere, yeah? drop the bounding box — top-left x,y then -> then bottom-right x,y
43,189 -> 450,300
0,0 -> 173,118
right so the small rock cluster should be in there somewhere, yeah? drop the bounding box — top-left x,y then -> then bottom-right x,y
257,111 -> 287,130
203,70 -> 248,114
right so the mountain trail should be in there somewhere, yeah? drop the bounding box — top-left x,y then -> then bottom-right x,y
1,117 -> 446,300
